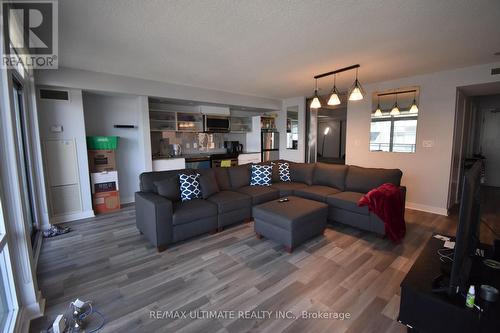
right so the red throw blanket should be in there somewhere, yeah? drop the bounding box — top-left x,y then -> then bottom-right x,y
358,183 -> 406,243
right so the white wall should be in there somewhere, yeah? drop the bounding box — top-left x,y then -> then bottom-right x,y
35,67 -> 282,111
279,97 -> 306,162
83,93 -> 145,203
346,62 -> 500,215
36,87 -> 94,222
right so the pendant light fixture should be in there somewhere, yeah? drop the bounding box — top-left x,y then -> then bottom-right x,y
310,79 -> 321,109
327,74 -> 341,106
374,95 -> 382,117
409,90 -> 419,113
390,93 -> 400,116
349,67 -> 364,101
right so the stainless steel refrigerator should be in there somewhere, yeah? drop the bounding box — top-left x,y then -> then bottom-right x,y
261,130 -> 279,162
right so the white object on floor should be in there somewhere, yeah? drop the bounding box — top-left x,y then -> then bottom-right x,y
433,234 -> 450,241
444,241 -> 455,249
52,314 -> 66,333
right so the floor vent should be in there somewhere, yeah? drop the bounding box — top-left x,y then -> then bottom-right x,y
39,89 -> 69,101
491,68 -> 500,75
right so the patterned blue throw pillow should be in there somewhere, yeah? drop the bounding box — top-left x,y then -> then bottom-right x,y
278,162 -> 291,182
179,173 -> 202,201
250,164 -> 272,186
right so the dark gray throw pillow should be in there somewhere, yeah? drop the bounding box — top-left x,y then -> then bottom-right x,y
154,176 -> 181,202
198,169 -> 220,199
289,163 -> 315,185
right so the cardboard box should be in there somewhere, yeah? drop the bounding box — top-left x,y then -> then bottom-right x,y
88,150 -> 116,172
90,171 -> 119,194
93,191 -> 120,214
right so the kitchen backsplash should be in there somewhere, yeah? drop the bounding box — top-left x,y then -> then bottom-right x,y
151,132 -> 227,156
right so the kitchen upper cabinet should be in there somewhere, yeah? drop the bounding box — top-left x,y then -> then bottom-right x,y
230,116 -> 252,133
150,110 -> 177,131
176,112 -> 203,132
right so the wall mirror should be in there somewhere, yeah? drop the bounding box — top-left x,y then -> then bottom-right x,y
286,106 -> 299,149
370,86 -> 420,153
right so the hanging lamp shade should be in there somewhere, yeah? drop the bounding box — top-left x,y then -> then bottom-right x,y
327,89 -> 341,105
348,68 -> 364,101
310,93 -> 321,109
310,79 -> 322,109
409,98 -> 419,113
327,74 -> 341,106
374,105 -> 383,117
349,81 -> 364,101
390,103 -> 400,115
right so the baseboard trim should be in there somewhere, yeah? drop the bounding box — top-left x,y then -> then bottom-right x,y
121,196 -> 135,204
406,202 -> 449,216
51,210 -> 95,224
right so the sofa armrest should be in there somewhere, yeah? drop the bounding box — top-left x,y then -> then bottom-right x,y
400,186 -> 407,214
135,192 -> 173,250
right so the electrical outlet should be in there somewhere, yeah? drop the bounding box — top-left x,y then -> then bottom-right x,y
186,143 -> 190,149
193,142 -> 198,149
422,140 -> 434,148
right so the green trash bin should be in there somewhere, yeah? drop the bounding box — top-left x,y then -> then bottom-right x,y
86,136 -> 119,150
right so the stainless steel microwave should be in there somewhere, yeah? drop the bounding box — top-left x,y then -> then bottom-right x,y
204,115 -> 230,132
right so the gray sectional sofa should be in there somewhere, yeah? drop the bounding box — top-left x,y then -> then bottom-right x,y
135,161 -> 406,251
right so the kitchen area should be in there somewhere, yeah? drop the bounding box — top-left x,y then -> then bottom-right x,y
149,98 -> 279,171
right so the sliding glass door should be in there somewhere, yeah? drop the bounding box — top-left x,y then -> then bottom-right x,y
0,196 -> 18,333
12,78 -> 37,244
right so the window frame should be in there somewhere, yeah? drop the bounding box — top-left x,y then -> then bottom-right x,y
370,115 -> 418,153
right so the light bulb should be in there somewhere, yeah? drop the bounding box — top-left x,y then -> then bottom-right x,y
327,92 -> 341,105
324,127 -> 331,135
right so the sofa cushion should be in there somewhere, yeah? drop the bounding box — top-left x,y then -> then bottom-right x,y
237,185 -> 280,205
179,173 -> 202,202
154,176 -> 181,202
198,169 -> 220,199
207,190 -> 252,214
313,163 -> 348,191
172,199 -> 218,225
294,185 -> 341,202
290,163 -> 315,185
228,165 -> 251,189
326,191 -> 369,215
213,167 -> 231,191
345,165 -> 402,193
270,182 -> 308,197
250,164 -> 272,186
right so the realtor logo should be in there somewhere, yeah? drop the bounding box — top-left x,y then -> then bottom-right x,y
2,0 -> 58,69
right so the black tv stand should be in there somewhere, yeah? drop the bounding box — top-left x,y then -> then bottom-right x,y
431,274 -> 452,294
398,236 -> 500,332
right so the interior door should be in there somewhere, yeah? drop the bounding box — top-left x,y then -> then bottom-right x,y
481,109 -> 500,187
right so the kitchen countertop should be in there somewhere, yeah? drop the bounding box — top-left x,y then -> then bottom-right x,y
153,151 -> 261,160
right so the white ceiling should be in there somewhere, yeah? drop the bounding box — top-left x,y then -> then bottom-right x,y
59,0 -> 500,99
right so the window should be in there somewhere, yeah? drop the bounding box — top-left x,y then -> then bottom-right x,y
370,87 -> 419,153
370,115 -> 417,152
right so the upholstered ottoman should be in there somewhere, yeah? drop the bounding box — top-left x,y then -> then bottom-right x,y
253,196 -> 328,253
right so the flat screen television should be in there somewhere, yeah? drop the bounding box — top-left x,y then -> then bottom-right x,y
447,161 -> 482,295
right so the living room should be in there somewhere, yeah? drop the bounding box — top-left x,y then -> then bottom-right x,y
1,1 -> 500,332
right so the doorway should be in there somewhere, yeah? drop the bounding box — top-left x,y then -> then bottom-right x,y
305,96 -> 347,164
11,77 -> 38,244
449,82 -> 500,242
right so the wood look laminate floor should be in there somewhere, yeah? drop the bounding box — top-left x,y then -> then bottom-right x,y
31,205 -> 463,333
